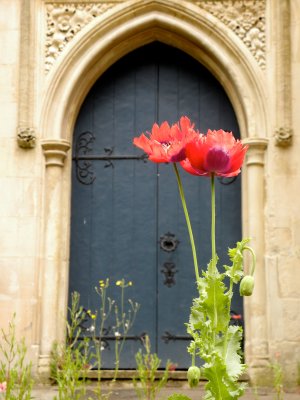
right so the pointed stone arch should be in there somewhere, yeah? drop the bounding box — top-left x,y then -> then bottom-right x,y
38,0 -> 269,378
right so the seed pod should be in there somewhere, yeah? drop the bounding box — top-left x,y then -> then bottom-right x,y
239,275 -> 255,296
187,366 -> 201,388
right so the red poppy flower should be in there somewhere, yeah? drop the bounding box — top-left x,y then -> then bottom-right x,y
133,116 -> 199,163
181,129 -> 248,177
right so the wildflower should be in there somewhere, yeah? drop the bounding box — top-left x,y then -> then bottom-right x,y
168,363 -> 177,371
87,325 -> 95,332
128,281 -> 133,286
87,309 -> 96,319
133,116 -> 199,163
182,129 -> 248,177
114,331 -> 121,338
116,280 -> 123,286
0,382 -> 6,392
99,279 -> 106,287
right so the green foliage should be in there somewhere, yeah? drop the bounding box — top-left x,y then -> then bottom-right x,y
51,292 -> 91,400
186,239 -> 252,400
187,366 -> 201,388
167,394 -> 192,400
0,314 -> 33,400
224,239 -> 250,284
133,335 -> 170,400
51,281 -> 139,400
90,278 -> 140,385
270,358 -> 284,400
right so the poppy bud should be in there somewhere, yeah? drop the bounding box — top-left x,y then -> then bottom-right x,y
187,366 -> 201,388
239,275 -> 254,296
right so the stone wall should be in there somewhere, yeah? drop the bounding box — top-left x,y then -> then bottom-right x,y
0,0 -> 299,386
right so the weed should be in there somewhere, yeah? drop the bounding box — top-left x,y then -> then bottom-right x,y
133,335 -> 171,400
0,314 -> 33,400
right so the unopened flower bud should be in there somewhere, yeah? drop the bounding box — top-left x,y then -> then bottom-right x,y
187,366 -> 201,388
239,275 -> 254,296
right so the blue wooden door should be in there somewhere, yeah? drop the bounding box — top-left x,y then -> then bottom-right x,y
69,42 -> 242,369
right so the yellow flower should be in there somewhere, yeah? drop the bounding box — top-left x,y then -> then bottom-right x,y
128,281 -> 133,286
91,314 -> 96,320
116,280 -> 122,286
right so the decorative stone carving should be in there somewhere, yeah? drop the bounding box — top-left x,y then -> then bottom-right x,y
45,1 -> 266,72
17,127 -> 36,149
275,127 -> 293,147
45,3 -> 118,73
196,0 -> 266,68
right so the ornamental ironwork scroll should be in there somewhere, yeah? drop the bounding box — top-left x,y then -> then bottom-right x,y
73,131 -> 147,185
73,131 -> 96,185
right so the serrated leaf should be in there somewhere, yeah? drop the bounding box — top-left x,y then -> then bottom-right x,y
167,394 -> 192,400
202,273 -> 230,332
203,354 -> 246,400
216,325 -> 246,379
225,238 -> 251,283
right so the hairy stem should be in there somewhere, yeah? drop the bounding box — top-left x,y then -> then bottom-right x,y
209,174 -> 217,274
173,163 -> 200,281
222,278 -> 234,359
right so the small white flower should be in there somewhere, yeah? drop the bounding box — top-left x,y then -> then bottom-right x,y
114,331 -> 121,338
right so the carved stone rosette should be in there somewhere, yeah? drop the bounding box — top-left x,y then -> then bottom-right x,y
275,127 -> 293,147
45,2 -> 118,73
196,0 -> 266,69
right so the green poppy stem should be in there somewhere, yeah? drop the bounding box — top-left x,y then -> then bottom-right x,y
244,245 -> 256,276
209,174 -> 217,275
173,163 -> 200,282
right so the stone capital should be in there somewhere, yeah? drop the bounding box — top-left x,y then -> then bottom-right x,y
243,137 -> 268,167
41,139 -> 71,167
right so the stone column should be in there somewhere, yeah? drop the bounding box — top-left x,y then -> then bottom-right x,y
38,139 -> 70,375
271,0 -> 292,146
17,0 -> 37,148
243,137 -> 269,384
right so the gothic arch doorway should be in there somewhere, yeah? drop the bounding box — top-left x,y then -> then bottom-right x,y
69,42 -> 243,369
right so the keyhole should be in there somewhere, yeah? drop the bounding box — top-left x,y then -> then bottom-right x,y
159,232 -> 179,252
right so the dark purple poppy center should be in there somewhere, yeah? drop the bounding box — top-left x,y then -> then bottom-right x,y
205,147 -> 230,173
170,148 -> 186,162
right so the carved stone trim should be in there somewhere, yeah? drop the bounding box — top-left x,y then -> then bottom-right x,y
45,2 -> 119,73
196,0 -> 266,69
45,1 -> 266,72
41,139 -> 71,167
17,127 -> 37,149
